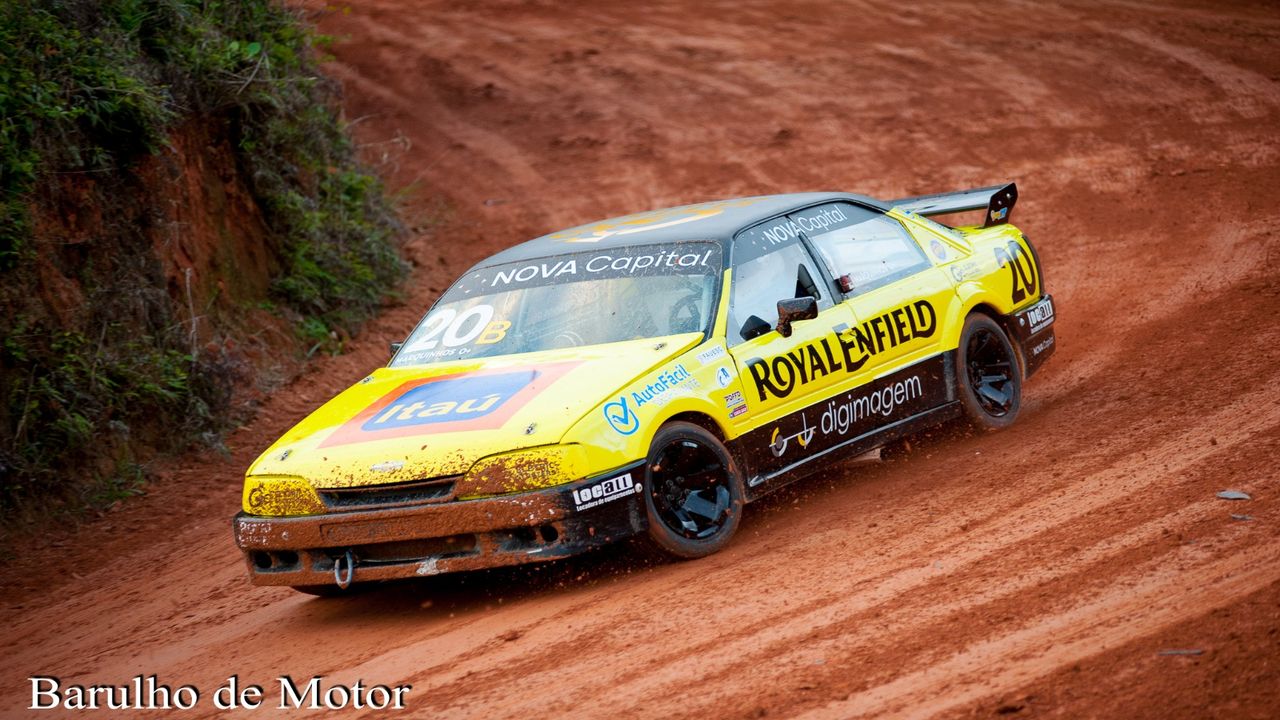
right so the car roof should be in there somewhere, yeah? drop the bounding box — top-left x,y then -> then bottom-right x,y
474,191 -> 890,268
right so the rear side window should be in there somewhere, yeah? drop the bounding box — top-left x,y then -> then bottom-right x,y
792,203 -> 929,296
727,223 -> 832,346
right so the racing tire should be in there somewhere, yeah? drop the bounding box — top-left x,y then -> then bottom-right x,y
641,421 -> 745,559
957,313 -> 1022,431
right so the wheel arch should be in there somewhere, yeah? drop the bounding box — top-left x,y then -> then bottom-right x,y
961,300 -> 1027,380
654,410 -> 750,475
661,410 -> 728,443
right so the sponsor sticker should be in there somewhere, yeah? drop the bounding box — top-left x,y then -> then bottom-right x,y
603,397 -> 639,435
746,300 -> 936,402
755,205 -> 849,246
604,364 -> 694,434
321,363 -> 578,447
930,239 -> 947,260
949,260 -> 982,283
821,374 -> 924,438
729,404 -> 748,419
572,472 -> 641,511
716,366 -> 733,388
769,414 -> 815,457
723,390 -> 743,407
1032,334 -> 1055,356
697,345 -> 727,364
1025,297 -> 1055,334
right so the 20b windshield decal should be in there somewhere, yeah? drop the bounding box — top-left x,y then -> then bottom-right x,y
402,304 -> 510,357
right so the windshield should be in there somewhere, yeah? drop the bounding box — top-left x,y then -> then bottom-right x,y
392,242 -> 722,366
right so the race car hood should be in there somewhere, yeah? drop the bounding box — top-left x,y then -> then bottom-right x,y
246,334 -> 701,488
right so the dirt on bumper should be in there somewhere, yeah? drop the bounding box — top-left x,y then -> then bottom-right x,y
232,463 -> 647,587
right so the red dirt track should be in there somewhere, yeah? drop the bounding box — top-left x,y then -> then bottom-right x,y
4,1 -> 1280,717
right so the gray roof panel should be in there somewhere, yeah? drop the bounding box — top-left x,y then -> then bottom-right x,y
474,191 -> 890,268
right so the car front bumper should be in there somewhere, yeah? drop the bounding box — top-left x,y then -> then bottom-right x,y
232,462 -> 647,588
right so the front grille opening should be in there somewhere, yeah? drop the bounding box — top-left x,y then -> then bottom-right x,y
318,476 -> 458,510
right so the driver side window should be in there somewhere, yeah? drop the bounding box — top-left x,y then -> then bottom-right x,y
726,241 -> 832,347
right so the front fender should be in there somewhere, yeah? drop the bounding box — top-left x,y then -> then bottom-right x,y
560,343 -> 739,473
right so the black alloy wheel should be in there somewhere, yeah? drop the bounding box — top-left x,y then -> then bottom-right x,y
642,422 -> 744,558
957,314 -> 1022,431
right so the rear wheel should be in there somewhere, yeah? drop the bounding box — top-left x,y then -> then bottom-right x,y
642,422 -> 744,559
957,314 -> 1021,431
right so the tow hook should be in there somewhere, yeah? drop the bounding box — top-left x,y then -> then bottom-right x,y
334,549 -> 355,589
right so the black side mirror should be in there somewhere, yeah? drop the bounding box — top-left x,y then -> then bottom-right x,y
390,341 -> 403,357
776,296 -> 818,337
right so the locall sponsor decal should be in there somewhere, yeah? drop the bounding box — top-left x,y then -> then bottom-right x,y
747,300 -> 936,402
573,472 -> 641,511
1025,297 -> 1055,334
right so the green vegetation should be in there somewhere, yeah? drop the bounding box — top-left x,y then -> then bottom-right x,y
0,0 -> 405,520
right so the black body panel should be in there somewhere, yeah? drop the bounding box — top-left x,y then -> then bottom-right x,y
1008,294 -> 1057,379
729,354 -> 956,502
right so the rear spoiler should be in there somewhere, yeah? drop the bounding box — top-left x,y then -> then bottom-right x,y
889,182 -> 1018,228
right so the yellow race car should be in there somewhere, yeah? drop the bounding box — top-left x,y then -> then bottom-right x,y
233,184 -> 1055,594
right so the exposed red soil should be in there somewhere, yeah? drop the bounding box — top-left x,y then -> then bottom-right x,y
4,1 -> 1280,718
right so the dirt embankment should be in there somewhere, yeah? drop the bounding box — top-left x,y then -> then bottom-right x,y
4,1 -> 1280,718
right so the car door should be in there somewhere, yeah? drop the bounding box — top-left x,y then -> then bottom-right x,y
791,202 -> 957,376
725,219 -> 856,482
772,202 -> 958,450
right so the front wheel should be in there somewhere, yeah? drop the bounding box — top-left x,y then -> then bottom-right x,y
642,422 -> 744,559
957,313 -> 1022,431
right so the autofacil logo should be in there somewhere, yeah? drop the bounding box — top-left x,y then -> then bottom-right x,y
604,364 -> 693,434
603,396 -> 639,435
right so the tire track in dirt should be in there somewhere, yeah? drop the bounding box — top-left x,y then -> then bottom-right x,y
373,393 -> 1280,718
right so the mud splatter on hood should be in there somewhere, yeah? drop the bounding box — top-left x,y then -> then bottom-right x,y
246,335 -> 699,488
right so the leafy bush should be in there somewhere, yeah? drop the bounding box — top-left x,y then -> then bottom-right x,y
0,0 -> 405,519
